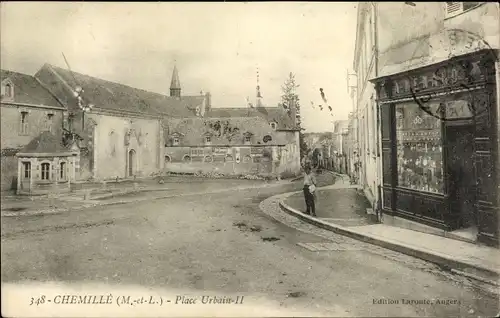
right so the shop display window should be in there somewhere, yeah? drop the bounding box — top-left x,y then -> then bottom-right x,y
396,102 -> 444,194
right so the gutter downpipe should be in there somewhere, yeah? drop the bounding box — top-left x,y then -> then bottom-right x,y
372,2 -> 383,223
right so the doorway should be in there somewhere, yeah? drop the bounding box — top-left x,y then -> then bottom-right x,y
446,123 -> 476,231
128,149 -> 136,177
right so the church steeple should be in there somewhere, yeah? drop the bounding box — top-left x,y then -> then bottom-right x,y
170,65 -> 181,97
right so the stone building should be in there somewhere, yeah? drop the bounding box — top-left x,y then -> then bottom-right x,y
353,2 -> 500,246
352,2 -> 382,213
15,131 -> 78,195
33,63 -> 208,181
163,107 -> 300,177
1,70 -> 66,192
1,63 -> 301,191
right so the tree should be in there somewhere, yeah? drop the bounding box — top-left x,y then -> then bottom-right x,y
279,72 -> 309,161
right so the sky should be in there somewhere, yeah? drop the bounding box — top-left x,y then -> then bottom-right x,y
1,2 -> 357,132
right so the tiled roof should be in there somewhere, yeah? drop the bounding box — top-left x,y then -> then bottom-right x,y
18,131 -> 71,154
35,64 -> 204,118
167,116 -> 292,146
206,106 -> 298,130
0,69 -> 63,107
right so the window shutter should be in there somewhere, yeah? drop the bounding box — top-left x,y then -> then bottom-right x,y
445,2 -> 463,17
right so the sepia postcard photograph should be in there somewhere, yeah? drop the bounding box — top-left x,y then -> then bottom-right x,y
1,1 -> 499,317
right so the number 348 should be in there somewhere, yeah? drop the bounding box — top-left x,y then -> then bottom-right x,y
30,295 -> 46,306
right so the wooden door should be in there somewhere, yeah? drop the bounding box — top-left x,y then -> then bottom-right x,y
446,124 -> 476,229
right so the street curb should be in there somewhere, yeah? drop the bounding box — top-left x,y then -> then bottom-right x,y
278,198 -> 500,288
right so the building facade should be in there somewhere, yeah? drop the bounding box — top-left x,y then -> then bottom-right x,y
1,63 -> 301,192
162,107 -> 300,178
1,70 -> 67,192
352,2 -> 381,210
358,2 -> 499,246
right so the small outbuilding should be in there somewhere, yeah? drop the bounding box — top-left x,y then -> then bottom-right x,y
16,131 -> 78,195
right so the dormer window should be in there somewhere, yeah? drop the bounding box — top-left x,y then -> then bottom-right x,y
270,122 -> 278,130
245,136 -> 251,143
203,132 -> 213,145
4,83 -> 12,97
171,132 -> 183,146
2,80 -> 14,100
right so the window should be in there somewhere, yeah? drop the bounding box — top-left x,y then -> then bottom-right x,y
191,148 -> 204,156
164,155 -> 171,163
183,155 -> 191,162
245,136 -> 251,143
4,83 -> 12,97
445,2 -> 482,18
46,113 -> 54,132
23,162 -> 31,179
205,136 -> 211,144
270,122 -> 277,130
173,137 -> 180,145
20,111 -> 29,135
60,162 -> 66,180
370,97 -> 376,155
396,102 -> 443,193
41,163 -> 50,180
364,106 -> 370,153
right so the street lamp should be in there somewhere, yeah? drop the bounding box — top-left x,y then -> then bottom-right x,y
73,86 -> 94,131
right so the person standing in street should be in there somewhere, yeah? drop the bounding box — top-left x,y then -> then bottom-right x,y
303,165 -> 317,217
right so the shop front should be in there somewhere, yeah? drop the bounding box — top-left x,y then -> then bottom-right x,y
373,50 -> 499,247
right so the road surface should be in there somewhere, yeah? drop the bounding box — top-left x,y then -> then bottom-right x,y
1,179 -> 498,317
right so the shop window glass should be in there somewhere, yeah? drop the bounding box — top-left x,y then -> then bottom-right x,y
396,102 -> 444,194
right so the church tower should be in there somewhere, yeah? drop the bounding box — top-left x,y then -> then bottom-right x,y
170,65 -> 181,97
